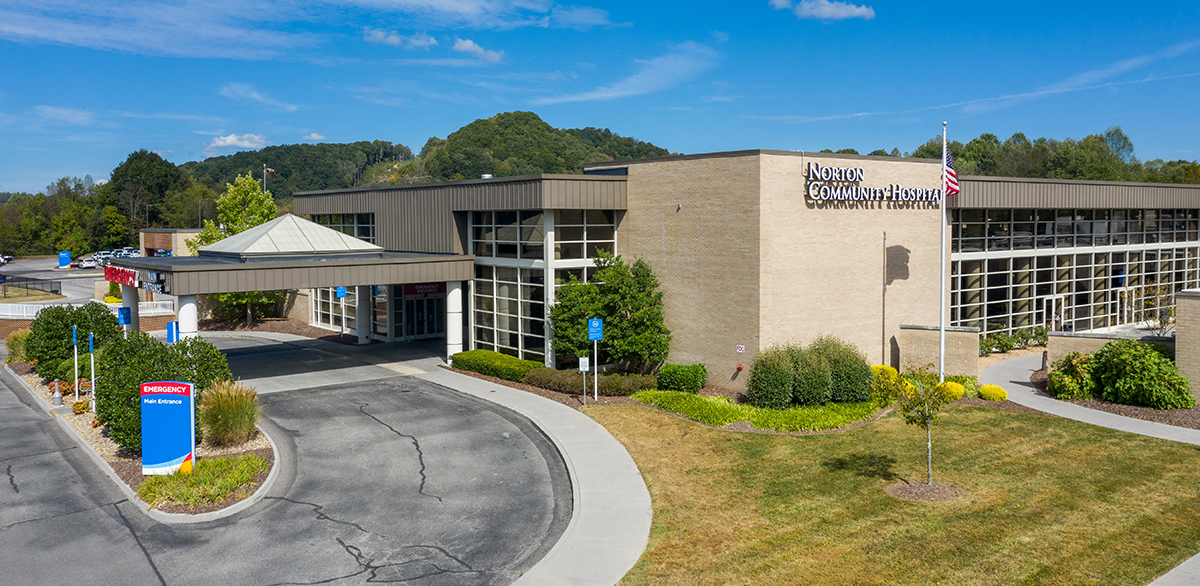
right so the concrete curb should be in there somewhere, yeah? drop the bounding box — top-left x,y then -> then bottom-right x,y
3,363 -> 283,524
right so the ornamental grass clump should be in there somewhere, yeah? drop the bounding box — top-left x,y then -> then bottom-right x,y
200,380 -> 260,447
5,328 -> 31,363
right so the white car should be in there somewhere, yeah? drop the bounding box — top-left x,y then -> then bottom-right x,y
79,257 -> 97,269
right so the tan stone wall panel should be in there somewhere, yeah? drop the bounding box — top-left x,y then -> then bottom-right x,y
896,328 -> 979,376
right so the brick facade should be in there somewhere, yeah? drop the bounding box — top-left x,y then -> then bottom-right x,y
1,314 -> 176,340
1174,290 -> 1200,400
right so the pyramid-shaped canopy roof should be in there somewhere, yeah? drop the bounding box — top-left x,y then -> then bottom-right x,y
198,214 -> 383,258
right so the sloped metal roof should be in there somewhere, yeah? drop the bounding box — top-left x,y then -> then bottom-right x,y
198,214 -> 383,258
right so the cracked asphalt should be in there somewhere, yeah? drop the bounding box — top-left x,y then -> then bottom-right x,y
0,339 -> 571,585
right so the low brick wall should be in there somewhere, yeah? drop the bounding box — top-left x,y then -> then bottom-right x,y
897,324 -> 980,376
1176,290 -> 1200,400
1048,332 -> 1175,359
1,314 -> 176,340
0,318 -> 32,339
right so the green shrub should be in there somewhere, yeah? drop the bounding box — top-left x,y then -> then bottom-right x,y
5,328 -> 31,363
936,381 -> 965,401
96,332 -> 232,452
657,363 -> 708,394
521,368 -> 656,397
945,374 -> 980,398
988,333 -> 1015,354
792,349 -> 832,406
979,384 -> 1008,401
807,336 -> 872,403
1091,340 -> 1194,409
631,390 -> 877,432
200,380 -> 260,447
1031,326 -> 1049,347
1011,329 -> 1032,349
451,349 -> 543,382
979,336 -> 993,357
1048,352 -> 1095,400
746,347 -> 794,410
27,302 -> 121,378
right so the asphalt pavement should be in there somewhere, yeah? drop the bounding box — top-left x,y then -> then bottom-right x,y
1,256 -> 104,304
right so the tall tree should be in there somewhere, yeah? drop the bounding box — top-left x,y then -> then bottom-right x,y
109,149 -> 186,229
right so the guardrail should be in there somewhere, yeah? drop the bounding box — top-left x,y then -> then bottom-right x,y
0,275 -> 62,297
0,300 -> 177,319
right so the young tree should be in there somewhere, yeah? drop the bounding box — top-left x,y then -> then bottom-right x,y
186,174 -> 282,325
874,366 -> 950,485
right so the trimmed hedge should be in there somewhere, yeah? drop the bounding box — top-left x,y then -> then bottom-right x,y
522,367 -> 656,397
792,349 -> 832,406
979,384 -> 1008,401
746,347 -> 794,410
657,363 -> 708,394
632,390 -> 878,431
808,336 -> 872,403
451,350 -> 543,382
1091,340 -> 1193,409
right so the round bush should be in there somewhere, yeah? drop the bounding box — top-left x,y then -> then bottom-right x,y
979,384 -> 1008,401
807,336 -> 871,403
657,363 -> 708,394
1048,352 -> 1094,400
26,302 -> 121,378
936,381 -> 965,401
1091,340 -> 1194,409
746,347 -> 794,410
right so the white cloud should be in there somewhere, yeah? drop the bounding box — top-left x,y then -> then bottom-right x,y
453,38 -> 504,63
364,28 -> 438,49
32,105 -> 94,125
204,133 -> 269,156
337,1 -> 617,29
219,83 -> 299,112
154,149 -> 175,157
547,6 -> 622,30
534,42 -> 718,105
771,0 -> 875,21
303,132 -> 326,141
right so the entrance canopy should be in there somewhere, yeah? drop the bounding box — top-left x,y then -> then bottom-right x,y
110,214 -> 474,297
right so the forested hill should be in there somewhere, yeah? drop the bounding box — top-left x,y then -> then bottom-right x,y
361,111 -> 670,185
180,141 -> 413,197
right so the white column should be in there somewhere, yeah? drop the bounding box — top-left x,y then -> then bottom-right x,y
385,285 -> 397,343
356,285 -> 371,345
121,284 -> 140,333
543,210 -> 556,368
177,295 -> 198,339
446,281 -> 463,361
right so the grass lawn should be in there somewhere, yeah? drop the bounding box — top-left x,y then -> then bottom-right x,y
587,402 -> 1200,586
137,454 -> 268,507
0,285 -> 65,302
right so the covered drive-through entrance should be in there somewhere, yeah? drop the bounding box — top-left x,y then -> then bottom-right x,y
106,214 -> 474,359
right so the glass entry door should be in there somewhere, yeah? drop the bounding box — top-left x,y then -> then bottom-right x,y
402,295 -> 446,340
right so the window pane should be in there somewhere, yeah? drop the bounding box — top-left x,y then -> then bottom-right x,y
557,210 -> 584,225
558,226 -> 584,241
521,211 -> 543,226
557,242 -> 584,259
587,225 -> 615,241
585,210 -> 614,225
496,267 -> 519,282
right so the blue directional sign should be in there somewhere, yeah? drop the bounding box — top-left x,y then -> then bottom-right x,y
58,251 -> 71,269
89,332 -> 94,354
166,321 -> 179,343
117,307 -> 132,326
336,286 -> 347,299
588,318 -> 603,341
72,325 -> 78,346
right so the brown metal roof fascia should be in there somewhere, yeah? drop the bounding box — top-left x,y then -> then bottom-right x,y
950,176 -> 1200,209
581,149 -> 942,170
292,173 -> 625,198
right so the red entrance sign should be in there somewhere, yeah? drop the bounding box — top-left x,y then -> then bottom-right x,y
105,265 -> 139,287
403,282 -> 446,296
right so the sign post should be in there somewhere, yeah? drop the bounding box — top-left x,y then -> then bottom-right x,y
72,325 -> 78,402
141,381 -> 196,475
336,286 -> 347,338
578,356 -> 590,406
587,318 -> 603,402
89,333 -> 96,413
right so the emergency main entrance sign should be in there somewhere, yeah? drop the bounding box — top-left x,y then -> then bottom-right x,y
141,381 -> 196,475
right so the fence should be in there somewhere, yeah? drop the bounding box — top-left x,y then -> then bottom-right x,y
0,300 -> 176,319
0,275 -> 62,297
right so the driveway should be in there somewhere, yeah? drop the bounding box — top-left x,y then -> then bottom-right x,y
0,337 -> 571,585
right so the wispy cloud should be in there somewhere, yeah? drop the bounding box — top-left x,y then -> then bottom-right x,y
32,105 -> 95,125
303,132 -> 326,141
452,38 -> 504,63
364,28 -> 437,49
219,83 -> 299,112
338,1 -> 619,30
204,133 -> 269,156
534,42 -> 719,105
771,0 -> 875,21
116,111 -> 230,124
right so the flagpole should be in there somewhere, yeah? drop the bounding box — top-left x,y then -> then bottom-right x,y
939,122 -> 948,384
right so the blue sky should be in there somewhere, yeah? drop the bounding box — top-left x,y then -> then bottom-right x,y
1,0 -> 1198,193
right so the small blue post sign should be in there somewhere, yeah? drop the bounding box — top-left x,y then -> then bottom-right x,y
58,250 -> 71,269
117,307 -> 131,326
588,318 -> 604,341
141,381 -> 195,475
336,286 -> 347,299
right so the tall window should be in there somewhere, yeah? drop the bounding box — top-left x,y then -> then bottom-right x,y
313,213 -> 375,244
555,210 -> 615,259
473,266 -> 545,362
472,211 -> 544,259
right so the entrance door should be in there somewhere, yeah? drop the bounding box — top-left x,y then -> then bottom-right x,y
403,295 -> 446,340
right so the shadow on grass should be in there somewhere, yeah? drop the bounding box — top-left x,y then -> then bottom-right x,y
821,453 -> 907,482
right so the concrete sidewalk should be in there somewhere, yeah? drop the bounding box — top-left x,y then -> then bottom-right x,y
981,355 -> 1200,585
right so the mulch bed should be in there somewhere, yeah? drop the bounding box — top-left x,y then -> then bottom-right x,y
1031,368 -> 1200,431
438,365 -> 640,409
886,481 -> 963,502
199,317 -> 360,346
110,448 -> 275,515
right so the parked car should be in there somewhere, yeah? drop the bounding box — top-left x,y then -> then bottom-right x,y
0,254 -> 12,265
79,257 -> 98,269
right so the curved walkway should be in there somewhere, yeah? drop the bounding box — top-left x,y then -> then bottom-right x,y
982,355 -> 1200,585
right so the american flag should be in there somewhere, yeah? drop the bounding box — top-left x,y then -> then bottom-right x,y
943,147 -> 960,197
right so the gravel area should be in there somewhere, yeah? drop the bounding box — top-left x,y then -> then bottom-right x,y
199,317 -> 360,345
1031,368 -> 1200,430
12,363 -> 273,512
886,481 -> 963,502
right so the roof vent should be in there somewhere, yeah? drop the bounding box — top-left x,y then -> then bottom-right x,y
481,174 -> 493,179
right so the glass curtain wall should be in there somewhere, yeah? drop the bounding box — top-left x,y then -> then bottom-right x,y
951,208 -> 1200,333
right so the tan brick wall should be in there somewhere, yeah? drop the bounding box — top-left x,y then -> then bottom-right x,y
0,318 -> 33,339
1168,290 -> 1199,399
618,155 -> 761,388
139,230 -> 200,256
1,313 -> 172,341
283,290 -> 311,322
758,153 -> 944,369
897,327 -> 979,376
